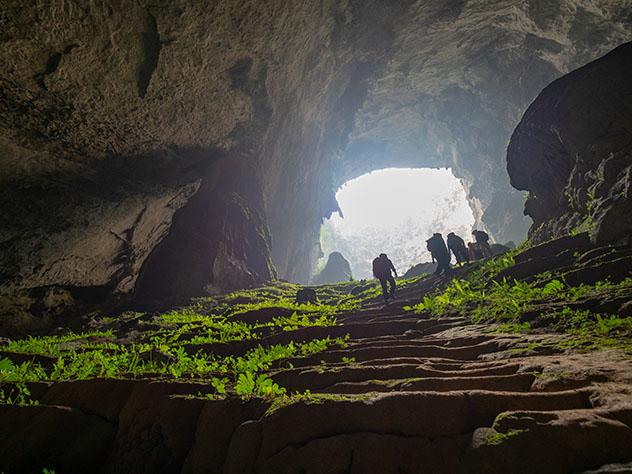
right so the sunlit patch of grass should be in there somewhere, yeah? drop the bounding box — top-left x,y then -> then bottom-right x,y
0,275 -> 361,402
405,247 -> 632,351
272,312 -> 337,331
1,331 -> 115,356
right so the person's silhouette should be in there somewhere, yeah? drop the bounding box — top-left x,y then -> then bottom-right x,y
447,232 -> 469,265
426,233 -> 452,276
472,230 -> 493,258
372,253 -> 397,304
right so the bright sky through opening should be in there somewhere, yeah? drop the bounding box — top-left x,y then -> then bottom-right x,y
319,168 -> 475,279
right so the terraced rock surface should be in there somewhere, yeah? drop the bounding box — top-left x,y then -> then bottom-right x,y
1,303 -> 631,473
1,237 -> 632,473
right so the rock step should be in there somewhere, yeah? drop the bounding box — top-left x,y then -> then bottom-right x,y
319,373 -> 537,394
420,360 -> 520,371
185,320 -> 440,357
346,334 -> 496,349
225,389 -> 594,469
355,358 -> 517,370
254,430 -> 470,474
466,407 -> 632,474
250,407 -> 632,474
365,314 -> 422,323
283,341 -> 501,367
269,363 -> 523,391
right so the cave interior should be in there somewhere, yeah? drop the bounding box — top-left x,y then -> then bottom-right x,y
1,2 -> 632,473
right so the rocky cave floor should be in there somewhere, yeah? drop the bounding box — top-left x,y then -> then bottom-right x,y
1,233 -> 632,473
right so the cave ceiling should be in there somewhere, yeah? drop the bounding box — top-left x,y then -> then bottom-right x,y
0,0 -> 631,303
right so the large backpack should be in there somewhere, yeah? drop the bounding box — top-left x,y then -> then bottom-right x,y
476,230 -> 489,243
426,235 -> 439,253
372,257 -> 388,278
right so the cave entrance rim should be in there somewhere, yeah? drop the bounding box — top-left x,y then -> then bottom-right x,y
316,167 -> 477,282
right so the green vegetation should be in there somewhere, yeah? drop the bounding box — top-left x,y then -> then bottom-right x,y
2,330 -> 115,356
2,244 -> 630,407
0,281 -> 363,401
0,381 -> 39,406
0,333 -> 349,398
407,251 -> 632,351
484,429 -> 526,445
265,390 -> 373,414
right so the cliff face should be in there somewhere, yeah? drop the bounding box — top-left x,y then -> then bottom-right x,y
507,42 -> 632,244
1,1 -> 631,318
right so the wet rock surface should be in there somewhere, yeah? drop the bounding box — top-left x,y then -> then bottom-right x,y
2,316 -> 631,473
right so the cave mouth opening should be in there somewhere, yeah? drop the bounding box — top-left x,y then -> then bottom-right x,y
317,168 -> 476,280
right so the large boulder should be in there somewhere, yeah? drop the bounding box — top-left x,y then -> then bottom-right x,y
313,252 -> 353,285
507,42 -> 632,244
403,262 -> 438,279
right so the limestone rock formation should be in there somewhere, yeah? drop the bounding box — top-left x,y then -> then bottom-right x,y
313,252 -> 353,285
403,261 -> 438,279
1,1 -> 631,316
1,233 -> 632,472
507,42 -> 632,244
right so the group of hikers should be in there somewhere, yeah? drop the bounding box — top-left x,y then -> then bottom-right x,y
372,230 -> 492,304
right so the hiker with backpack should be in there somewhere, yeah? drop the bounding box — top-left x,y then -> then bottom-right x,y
472,229 -> 493,258
372,253 -> 397,304
447,232 -> 469,265
426,233 -> 452,276
468,241 -> 482,260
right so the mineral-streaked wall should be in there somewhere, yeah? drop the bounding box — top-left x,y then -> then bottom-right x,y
0,1 -> 630,319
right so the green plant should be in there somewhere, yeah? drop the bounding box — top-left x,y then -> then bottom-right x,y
484,429 -> 526,445
0,382 -> 39,406
2,331 -> 114,356
235,372 -> 286,398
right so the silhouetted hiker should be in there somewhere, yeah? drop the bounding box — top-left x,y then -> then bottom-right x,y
447,232 -> 469,265
426,233 -> 451,276
472,230 -> 493,258
468,241 -> 482,260
372,253 -> 397,304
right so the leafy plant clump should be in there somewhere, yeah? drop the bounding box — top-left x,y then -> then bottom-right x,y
484,429 -> 527,446
406,249 -> 632,350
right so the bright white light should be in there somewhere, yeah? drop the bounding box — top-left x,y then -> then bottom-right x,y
319,168 -> 475,279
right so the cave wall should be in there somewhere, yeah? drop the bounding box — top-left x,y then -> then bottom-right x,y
507,42 -> 632,245
334,0 -> 632,243
1,0 -> 631,314
268,0 -> 632,282
0,0 -> 311,319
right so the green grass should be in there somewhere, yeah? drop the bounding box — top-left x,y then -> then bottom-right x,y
407,249 -> 632,351
0,382 -> 39,406
0,281 -> 355,399
2,246 -> 630,406
2,330 -> 115,356
265,390 -> 374,414
0,277 -> 370,403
